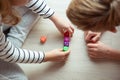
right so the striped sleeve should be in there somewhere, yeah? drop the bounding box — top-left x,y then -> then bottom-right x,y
0,26 -> 45,63
26,0 -> 55,18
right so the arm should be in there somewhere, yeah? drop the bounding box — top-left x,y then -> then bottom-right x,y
0,29 -> 44,63
49,13 -> 74,36
87,41 -> 120,60
25,0 -> 74,36
107,48 -> 120,60
25,0 -> 54,18
0,26 -> 70,63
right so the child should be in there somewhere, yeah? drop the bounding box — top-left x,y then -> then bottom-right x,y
0,0 -> 74,80
67,0 -> 120,60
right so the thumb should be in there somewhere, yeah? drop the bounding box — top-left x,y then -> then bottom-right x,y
62,49 -> 71,56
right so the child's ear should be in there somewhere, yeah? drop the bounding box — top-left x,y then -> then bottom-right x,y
109,27 -> 117,33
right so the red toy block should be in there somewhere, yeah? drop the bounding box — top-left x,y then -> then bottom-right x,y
40,36 -> 47,44
64,31 -> 69,37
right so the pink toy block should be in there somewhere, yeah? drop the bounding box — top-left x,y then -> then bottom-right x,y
64,37 -> 70,42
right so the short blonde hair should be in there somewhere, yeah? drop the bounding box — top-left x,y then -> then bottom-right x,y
0,0 -> 21,25
67,0 -> 120,32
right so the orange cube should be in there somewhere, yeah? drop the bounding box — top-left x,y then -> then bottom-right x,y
40,36 -> 47,44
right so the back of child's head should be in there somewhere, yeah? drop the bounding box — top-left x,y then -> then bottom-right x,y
0,0 -> 21,25
67,0 -> 120,32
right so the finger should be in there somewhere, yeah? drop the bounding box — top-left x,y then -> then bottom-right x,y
89,52 -> 103,59
89,52 -> 97,56
89,55 -> 97,59
62,49 -> 71,56
87,43 -> 97,48
58,28 -> 64,35
59,49 -> 70,54
89,54 -> 95,58
63,56 -> 68,60
88,51 -> 94,56
58,57 -> 68,62
65,53 -> 69,58
70,26 -> 74,33
88,52 -> 97,58
61,29 -> 65,35
59,48 -> 65,51
87,48 -> 96,52
67,27 -> 74,37
89,54 -> 103,59
92,35 -> 100,42
68,29 -> 73,37
85,34 -> 95,42
68,27 -> 74,33
63,58 -> 68,61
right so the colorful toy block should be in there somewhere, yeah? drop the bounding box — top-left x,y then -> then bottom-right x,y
64,31 -> 69,37
63,46 -> 69,51
40,36 -> 47,44
63,31 -> 70,51
64,37 -> 70,42
64,41 -> 69,46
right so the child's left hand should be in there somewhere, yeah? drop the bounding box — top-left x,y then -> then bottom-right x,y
87,41 -> 111,59
49,13 -> 74,37
84,31 -> 102,43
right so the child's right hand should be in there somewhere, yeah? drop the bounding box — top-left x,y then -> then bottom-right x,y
43,49 -> 70,62
49,13 -> 74,37
84,31 -> 102,43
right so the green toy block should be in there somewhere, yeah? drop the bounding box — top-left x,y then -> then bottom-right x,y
63,46 -> 69,51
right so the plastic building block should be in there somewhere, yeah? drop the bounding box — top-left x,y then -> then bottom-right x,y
64,31 -> 69,37
63,31 -> 70,51
64,37 -> 70,42
64,41 -> 69,46
40,36 -> 47,44
63,46 -> 69,51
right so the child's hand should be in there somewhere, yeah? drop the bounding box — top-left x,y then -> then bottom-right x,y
50,13 -> 74,37
87,41 -> 112,59
43,49 -> 70,62
84,31 -> 102,43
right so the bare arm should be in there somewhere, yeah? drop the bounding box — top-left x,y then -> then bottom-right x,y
107,48 -> 120,60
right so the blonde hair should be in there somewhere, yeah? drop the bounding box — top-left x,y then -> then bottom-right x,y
67,0 -> 120,32
0,0 -> 21,25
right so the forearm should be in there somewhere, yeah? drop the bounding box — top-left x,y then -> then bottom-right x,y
107,48 -> 120,60
49,13 -> 60,25
0,28 -> 44,63
49,13 -> 57,22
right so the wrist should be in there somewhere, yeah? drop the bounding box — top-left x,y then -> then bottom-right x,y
49,13 -> 56,21
49,13 -> 59,25
106,48 -> 120,60
43,52 -> 52,62
105,47 -> 113,59
43,52 -> 48,62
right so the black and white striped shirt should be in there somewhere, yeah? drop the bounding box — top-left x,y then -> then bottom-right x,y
26,0 -> 55,18
0,24 -> 44,63
0,0 -> 55,63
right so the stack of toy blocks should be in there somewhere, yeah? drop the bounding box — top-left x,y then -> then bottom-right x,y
63,31 -> 70,51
